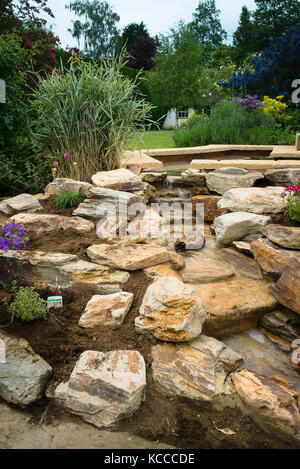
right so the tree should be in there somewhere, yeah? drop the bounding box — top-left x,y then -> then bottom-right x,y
191,0 -> 227,51
127,35 -> 159,71
0,0 -> 54,33
253,0 -> 300,50
146,23 -> 205,110
218,24 -> 300,99
66,0 -> 120,58
121,22 -> 149,52
233,6 -> 256,64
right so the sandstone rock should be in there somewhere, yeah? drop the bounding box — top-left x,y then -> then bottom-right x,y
0,194 -> 42,216
45,178 -> 93,196
251,238 -> 300,276
7,213 -> 94,235
194,280 -> 277,338
269,259 -> 300,314
78,292 -> 133,328
265,169 -> 300,186
174,231 -> 206,251
135,276 -> 206,342
95,215 -> 127,242
206,171 -> 263,195
141,172 -> 167,183
87,243 -> 171,271
232,369 -> 300,444
263,224 -> 300,250
218,248 -> 262,279
143,262 -> 182,281
215,212 -> 270,245
73,187 -> 144,221
260,310 -> 300,344
218,187 -> 285,214
232,241 -> 252,255
0,251 -> 129,294
127,207 -> 166,240
152,336 -> 243,406
182,259 -> 234,284
50,350 -> 146,428
169,252 -> 185,271
215,167 -> 248,175
191,195 -> 223,222
92,168 -> 143,192
0,331 -> 52,406
181,169 -> 207,186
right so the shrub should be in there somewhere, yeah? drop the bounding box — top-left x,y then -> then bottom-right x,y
282,185 -> 300,223
29,57 -> 153,181
0,220 -> 29,252
261,96 -> 293,123
55,190 -> 85,209
7,284 -> 47,322
234,95 -> 263,110
173,100 -> 278,147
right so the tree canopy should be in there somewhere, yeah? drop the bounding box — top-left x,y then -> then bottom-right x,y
191,0 -> 227,50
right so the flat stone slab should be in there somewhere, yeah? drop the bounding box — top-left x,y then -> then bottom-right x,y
87,243 -> 171,271
190,159 -> 300,171
218,187 -> 285,214
92,169 -> 143,192
7,213 -> 94,235
263,224 -> 300,250
152,336 -> 244,404
260,310 -> 300,345
121,150 -> 163,171
135,276 -> 206,342
78,292 -> 133,328
270,145 -> 300,159
215,212 -> 270,245
265,169 -> 300,186
143,262 -> 182,280
0,331 -> 52,406
269,259 -> 300,314
182,259 -> 235,283
0,194 -> 42,218
194,280 -> 277,338
206,171 -> 263,195
232,241 -> 252,255
232,369 -> 300,444
73,187 -> 144,221
251,238 -> 300,276
217,248 -> 262,279
50,350 -> 146,428
181,169 -> 207,186
0,251 -> 129,293
141,172 -> 167,183
45,178 -> 93,195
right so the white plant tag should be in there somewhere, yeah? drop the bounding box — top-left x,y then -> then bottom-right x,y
47,296 -> 63,309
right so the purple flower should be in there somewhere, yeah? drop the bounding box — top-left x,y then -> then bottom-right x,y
0,221 -> 28,252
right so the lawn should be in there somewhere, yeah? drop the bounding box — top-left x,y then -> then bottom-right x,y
126,130 -> 176,150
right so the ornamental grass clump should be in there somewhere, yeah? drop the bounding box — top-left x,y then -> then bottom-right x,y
54,190 -> 85,209
29,56 -> 153,181
0,220 -> 29,252
7,284 -> 47,322
282,184 -> 300,223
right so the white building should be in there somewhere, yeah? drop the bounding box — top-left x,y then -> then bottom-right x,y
162,108 -> 194,130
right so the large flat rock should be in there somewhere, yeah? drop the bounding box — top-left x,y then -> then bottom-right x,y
135,276 -> 206,342
50,350 -> 146,428
218,187 -> 285,214
215,212 -> 270,245
206,171 -> 263,195
7,213 -> 94,235
0,251 -> 129,293
263,224 -> 300,250
0,331 -> 52,406
194,280 -> 277,338
217,248 -> 262,279
232,369 -> 300,445
87,243 -> 171,271
251,238 -> 300,276
152,336 -> 243,406
92,169 -> 143,192
265,169 -> 300,186
78,292 -> 133,328
45,178 -> 93,195
182,258 -> 235,283
0,194 -> 42,219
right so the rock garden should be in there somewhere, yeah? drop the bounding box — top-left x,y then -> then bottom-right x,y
0,162 -> 300,449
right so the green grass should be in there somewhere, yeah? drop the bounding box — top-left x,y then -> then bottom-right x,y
127,130 -> 176,150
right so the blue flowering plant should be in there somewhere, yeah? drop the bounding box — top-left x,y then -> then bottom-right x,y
0,220 -> 29,252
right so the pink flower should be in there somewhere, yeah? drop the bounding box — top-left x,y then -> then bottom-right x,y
52,161 -> 59,167
64,153 -> 71,159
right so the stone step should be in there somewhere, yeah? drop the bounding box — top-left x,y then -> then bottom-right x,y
190,159 -> 300,171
